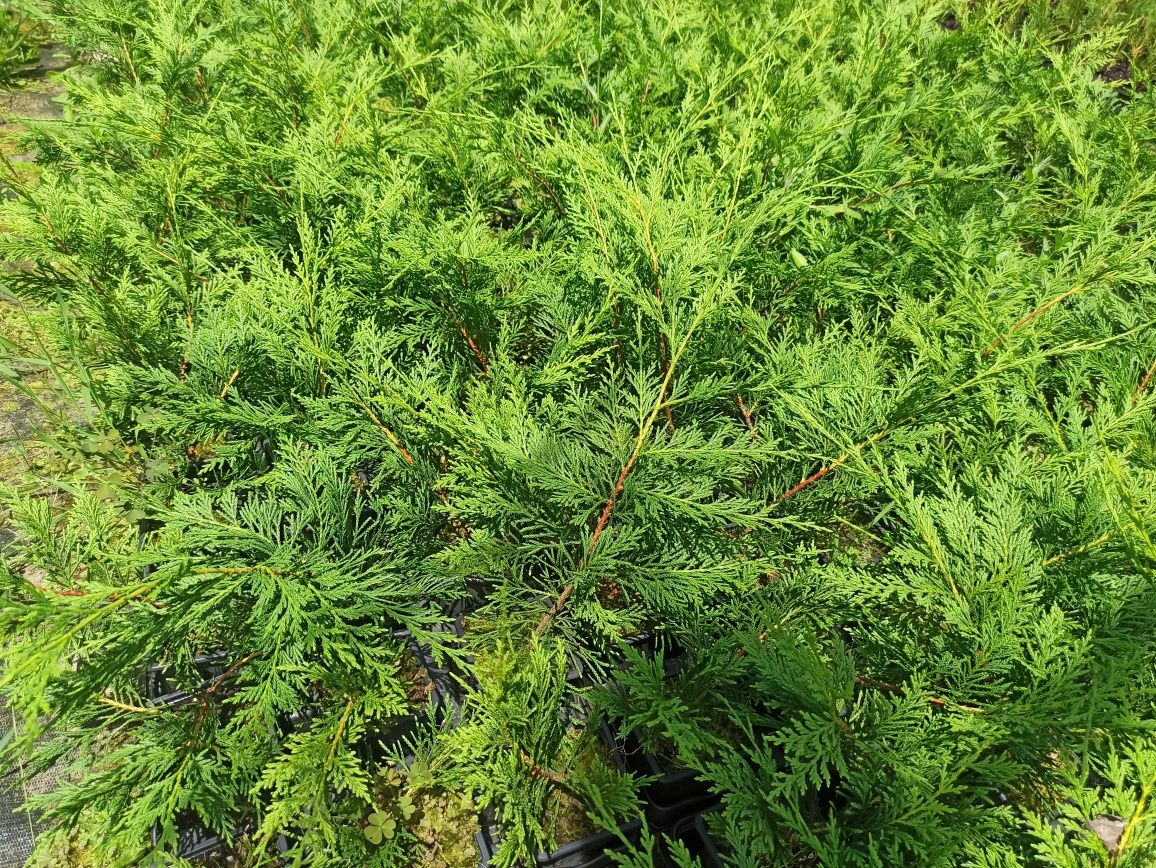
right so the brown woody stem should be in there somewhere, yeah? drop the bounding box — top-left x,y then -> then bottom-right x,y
779,454 -> 849,502
736,395 -> 756,435
982,285 -> 1081,358
1132,356 -> 1156,405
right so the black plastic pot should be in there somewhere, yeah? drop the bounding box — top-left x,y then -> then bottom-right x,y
662,813 -> 724,868
137,517 -> 164,578
616,631 -> 685,666
459,577 -> 492,616
598,723 -> 717,828
150,813 -> 288,865
294,628 -> 464,768
153,815 -> 224,862
144,652 -> 232,708
476,811 -> 644,868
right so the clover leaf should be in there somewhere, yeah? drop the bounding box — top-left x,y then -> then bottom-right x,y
363,811 -> 397,845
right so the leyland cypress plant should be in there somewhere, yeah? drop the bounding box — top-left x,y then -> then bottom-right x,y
1,0 -> 1155,865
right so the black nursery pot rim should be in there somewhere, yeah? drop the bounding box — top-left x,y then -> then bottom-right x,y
144,651 -> 232,707
476,807 -> 643,868
597,722 -> 718,820
151,812 -> 289,865
665,811 -> 725,868
534,818 -> 643,866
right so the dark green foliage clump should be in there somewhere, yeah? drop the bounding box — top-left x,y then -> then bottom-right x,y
0,5 -> 42,82
1,0 -> 1155,865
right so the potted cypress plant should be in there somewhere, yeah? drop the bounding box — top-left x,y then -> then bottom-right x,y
350,629 -> 463,767
4,0 -> 1156,865
437,643 -> 645,868
595,645 -> 714,830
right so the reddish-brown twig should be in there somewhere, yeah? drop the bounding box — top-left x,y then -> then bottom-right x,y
779,454 -> 850,503
532,584 -> 574,637
194,66 -> 209,101
1132,357 -> 1156,405
515,154 -> 565,216
185,653 -> 260,747
357,401 -> 414,465
982,286 -> 1081,358
591,454 -> 638,554
450,261 -> 489,374
518,747 -> 566,783
212,652 -> 261,692
775,426 -> 893,504
456,321 -> 489,374
516,746 -> 586,800
334,100 -> 357,148
534,297 -> 712,637
735,395 -> 757,435
533,411 -> 649,637
855,675 -> 983,713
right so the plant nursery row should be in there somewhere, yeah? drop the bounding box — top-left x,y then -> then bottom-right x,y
1,0 -> 1156,866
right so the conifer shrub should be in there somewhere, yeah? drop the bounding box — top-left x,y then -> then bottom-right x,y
1,0 -> 1155,865
0,5 -> 43,83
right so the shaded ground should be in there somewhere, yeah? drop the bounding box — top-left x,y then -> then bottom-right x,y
0,42 -> 73,868
0,42 -> 69,512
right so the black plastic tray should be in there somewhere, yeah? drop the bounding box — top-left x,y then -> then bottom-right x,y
150,813 -> 289,864
598,722 -> 717,828
143,652 -> 232,708
662,812 -> 724,868
476,812 -> 644,868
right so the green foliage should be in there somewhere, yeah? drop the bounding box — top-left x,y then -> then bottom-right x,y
438,641 -> 641,866
604,462 -> 1156,864
0,4 -> 43,82
0,0 -> 1155,864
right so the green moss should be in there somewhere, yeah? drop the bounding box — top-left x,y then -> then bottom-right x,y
372,765 -> 480,868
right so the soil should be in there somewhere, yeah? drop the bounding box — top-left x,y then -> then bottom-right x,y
647,733 -> 682,767
544,790 -> 597,849
194,834 -> 284,867
1097,58 -> 1132,84
398,648 -> 434,707
1095,58 -> 1148,99
542,734 -> 616,848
